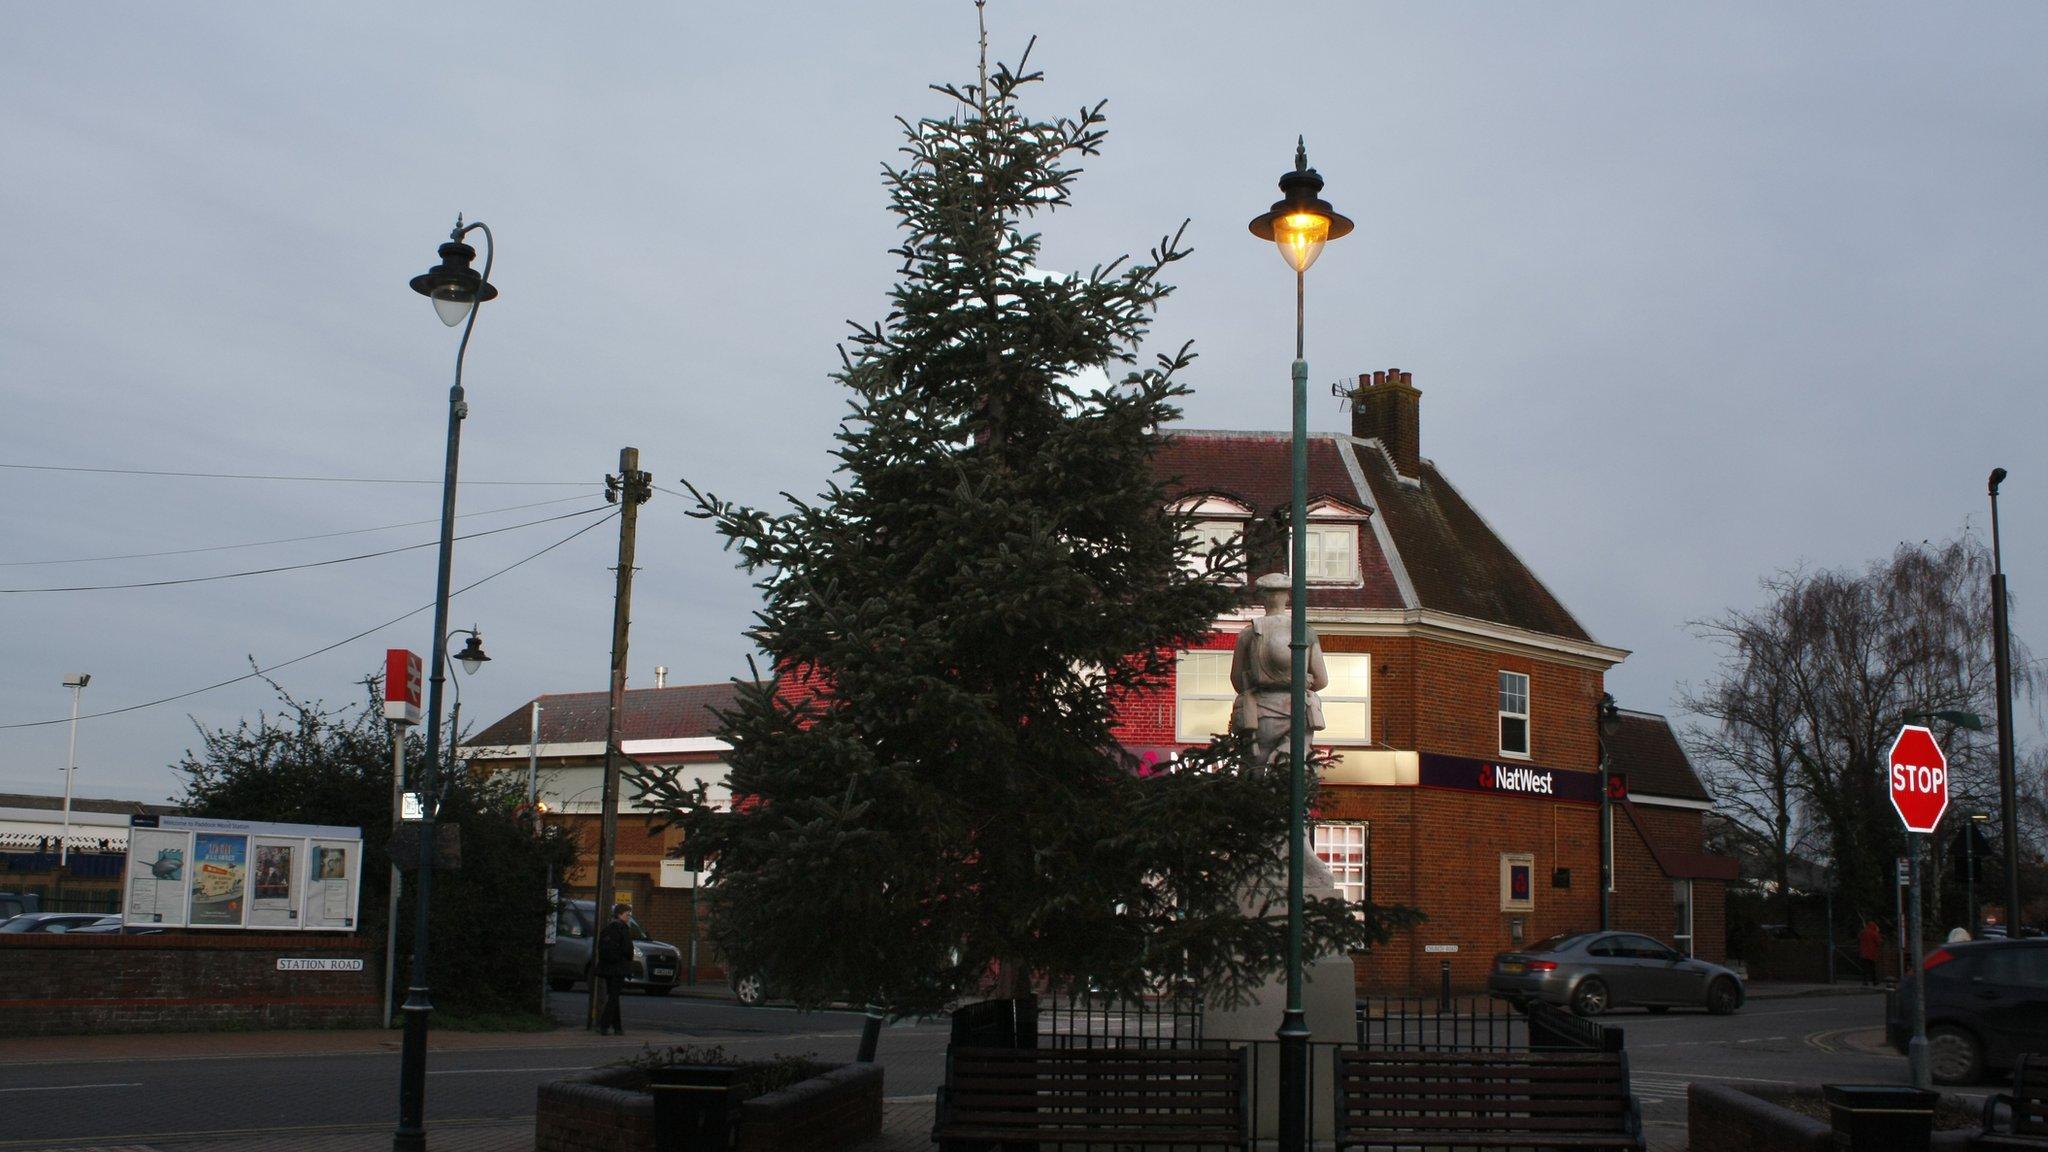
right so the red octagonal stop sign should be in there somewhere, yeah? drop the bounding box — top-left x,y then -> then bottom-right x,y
1888,724 -> 1950,833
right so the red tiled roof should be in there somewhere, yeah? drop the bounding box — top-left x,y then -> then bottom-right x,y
1608,710 -> 1712,803
1152,431 -> 1593,642
464,682 -> 742,748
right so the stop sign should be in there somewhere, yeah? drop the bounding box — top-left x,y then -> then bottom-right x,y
1888,724 -> 1949,833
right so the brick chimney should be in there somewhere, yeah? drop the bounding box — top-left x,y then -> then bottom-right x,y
1349,369 -> 1422,478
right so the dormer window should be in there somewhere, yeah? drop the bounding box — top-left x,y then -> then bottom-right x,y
1171,495 -> 1252,583
1296,498 -> 1370,586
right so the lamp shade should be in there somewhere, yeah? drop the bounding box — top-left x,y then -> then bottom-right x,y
410,238 -> 498,327
1247,138 -> 1352,273
454,631 -> 491,675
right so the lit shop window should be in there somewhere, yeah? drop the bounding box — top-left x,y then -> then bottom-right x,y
1498,671 -> 1530,757
1313,822 -> 1371,914
1176,651 -> 1234,742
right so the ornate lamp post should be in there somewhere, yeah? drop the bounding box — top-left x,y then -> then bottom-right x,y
1988,468 -> 2021,936
1248,138 -> 1351,1152
394,217 -> 496,1152
1597,693 -> 1622,930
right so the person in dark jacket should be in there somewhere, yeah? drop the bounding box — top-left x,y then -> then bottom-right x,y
596,902 -> 634,1035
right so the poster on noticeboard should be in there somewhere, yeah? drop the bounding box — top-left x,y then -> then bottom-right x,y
123,815 -> 361,932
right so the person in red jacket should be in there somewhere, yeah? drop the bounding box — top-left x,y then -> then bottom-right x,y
1857,920 -> 1883,985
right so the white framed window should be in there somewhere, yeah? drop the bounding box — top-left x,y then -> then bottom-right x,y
1304,524 -> 1357,583
1175,651 -> 1234,742
1313,822 -> 1371,915
1500,851 -> 1536,912
1181,519 -> 1246,580
1498,671 -> 1530,757
1320,653 -> 1372,743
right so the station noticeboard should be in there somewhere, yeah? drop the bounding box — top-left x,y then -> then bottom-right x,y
122,814 -> 363,932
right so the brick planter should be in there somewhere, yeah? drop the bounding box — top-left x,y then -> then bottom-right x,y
1689,1081 -> 1980,1152
536,1062 -> 882,1152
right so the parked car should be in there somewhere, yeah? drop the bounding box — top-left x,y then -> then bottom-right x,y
0,892 -> 42,920
66,915 -> 165,935
1889,937 -> 2048,1084
0,912 -> 115,934
546,900 -> 682,995
1488,931 -> 1745,1017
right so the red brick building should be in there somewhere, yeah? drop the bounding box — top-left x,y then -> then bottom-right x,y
1126,369 -> 1733,990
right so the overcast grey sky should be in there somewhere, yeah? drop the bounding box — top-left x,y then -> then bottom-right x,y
3,3 -> 2042,803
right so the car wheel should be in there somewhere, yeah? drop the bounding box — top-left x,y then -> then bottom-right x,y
1706,977 -> 1743,1016
1927,1025 -> 1983,1085
1572,978 -> 1609,1018
1646,1005 -> 1670,1015
733,973 -> 766,1006
549,977 -> 574,992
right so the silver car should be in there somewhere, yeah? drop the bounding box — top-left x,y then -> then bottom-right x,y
1488,931 -> 1744,1017
546,900 -> 683,995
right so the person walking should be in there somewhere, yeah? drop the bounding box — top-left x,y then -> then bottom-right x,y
1857,919 -> 1883,986
596,902 -> 634,1035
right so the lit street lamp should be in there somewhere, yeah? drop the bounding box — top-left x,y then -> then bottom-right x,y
394,217 -> 496,1152
1248,138 -> 1351,1152
59,673 -> 90,865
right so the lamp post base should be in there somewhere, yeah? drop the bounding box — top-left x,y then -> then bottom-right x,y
1277,1008 -> 1310,1152
394,992 -> 433,1151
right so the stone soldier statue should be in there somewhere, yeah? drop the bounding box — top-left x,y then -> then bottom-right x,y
1231,572 -> 1329,766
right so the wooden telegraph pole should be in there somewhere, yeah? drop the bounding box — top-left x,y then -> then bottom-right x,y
588,447 -> 651,1031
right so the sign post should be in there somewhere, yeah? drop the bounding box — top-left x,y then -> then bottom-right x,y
1888,724 -> 1949,1090
382,649 -> 422,1030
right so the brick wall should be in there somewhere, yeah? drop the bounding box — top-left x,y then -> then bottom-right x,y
0,931 -> 379,1035
1613,803 -> 1727,963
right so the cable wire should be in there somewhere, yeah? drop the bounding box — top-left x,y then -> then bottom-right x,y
1,507 -> 608,593
0,493 -> 599,567
0,462 -> 588,486
0,509 -> 620,729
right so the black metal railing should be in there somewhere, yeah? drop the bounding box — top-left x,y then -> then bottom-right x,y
1355,994 -> 1528,1052
1039,986 -> 1203,1048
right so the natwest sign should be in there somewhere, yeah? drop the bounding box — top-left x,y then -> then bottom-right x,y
1417,753 -> 1602,805
384,649 -> 423,726
1887,724 -> 1949,834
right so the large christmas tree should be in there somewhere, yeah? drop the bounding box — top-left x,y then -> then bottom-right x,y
643,42 -> 1395,1017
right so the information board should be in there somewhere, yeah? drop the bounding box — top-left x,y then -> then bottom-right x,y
122,815 -> 362,931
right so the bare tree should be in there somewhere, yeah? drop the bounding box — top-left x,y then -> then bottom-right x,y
1686,535 -> 2028,925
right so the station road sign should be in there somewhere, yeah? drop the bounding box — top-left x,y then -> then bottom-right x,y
1887,724 -> 1949,834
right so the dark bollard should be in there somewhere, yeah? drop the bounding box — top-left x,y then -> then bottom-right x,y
650,1064 -> 747,1152
1439,960 -> 1452,1013
1822,1084 -> 1936,1152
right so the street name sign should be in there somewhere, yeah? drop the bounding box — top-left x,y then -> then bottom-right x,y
1887,724 -> 1949,834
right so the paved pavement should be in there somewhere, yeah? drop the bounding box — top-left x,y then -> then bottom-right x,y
0,981 -> 1906,1152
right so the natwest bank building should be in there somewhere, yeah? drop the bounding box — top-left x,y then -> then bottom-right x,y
1123,368 -> 1733,990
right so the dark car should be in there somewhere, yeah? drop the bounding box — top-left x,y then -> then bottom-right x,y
546,900 -> 682,995
0,912 -> 114,934
0,892 -> 42,920
1890,937 -> 2048,1084
1488,930 -> 1745,1017
67,915 -> 166,935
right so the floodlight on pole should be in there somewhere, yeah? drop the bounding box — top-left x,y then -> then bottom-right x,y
59,673 -> 89,866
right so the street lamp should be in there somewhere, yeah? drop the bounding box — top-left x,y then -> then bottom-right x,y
1596,693 -> 1623,930
1248,137 -> 1351,1152
1988,467 -> 2021,937
1968,812 -> 1990,937
58,673 -> 89,866
443,627 -> 491,768
394,216 -> 495,1152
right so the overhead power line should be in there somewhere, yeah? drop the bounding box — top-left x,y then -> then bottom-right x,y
0,493 -> 598,567
0,509 -> 620,730
0,462 -> 588,486
1,507 -> 609,593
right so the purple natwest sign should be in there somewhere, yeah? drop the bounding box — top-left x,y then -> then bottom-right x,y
1417,752 -> 1603,805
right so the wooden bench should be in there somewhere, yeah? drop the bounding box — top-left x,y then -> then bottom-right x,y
1982,1052 -> 2048,1148
1334,1048 -> 1644,1150
933,1044 -> 1249,1149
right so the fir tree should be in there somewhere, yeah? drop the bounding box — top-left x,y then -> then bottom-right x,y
639,41 -> 1407,1017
